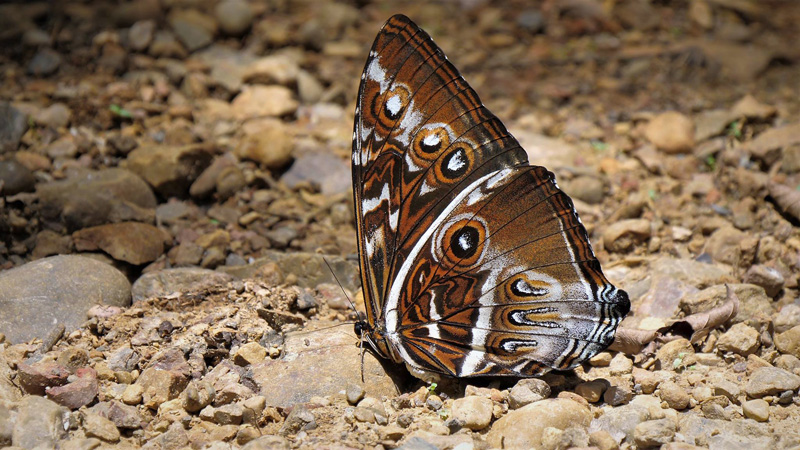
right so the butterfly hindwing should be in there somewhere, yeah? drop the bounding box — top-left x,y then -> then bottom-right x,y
353,14 -> 630,378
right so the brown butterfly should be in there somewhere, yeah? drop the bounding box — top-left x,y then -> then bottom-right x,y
351,14 -> 629,378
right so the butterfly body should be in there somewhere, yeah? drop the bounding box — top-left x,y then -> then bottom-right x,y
352,14 -> 630,378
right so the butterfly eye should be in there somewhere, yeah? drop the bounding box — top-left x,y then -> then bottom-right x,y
439,145 -> 472,180
435,217 -> 487,269
379,86 -> 410,122
450,225 -> 479,259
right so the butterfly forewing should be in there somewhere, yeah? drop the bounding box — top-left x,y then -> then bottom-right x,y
353,14 -> 630,378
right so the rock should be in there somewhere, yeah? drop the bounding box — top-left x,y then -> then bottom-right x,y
745,366 -> 800,398
28,48 -> 62,76
633,368 -> 661,394
242,435 -> 291,450
776,324 -> 800,359
89,400 -> 145,429
297,70 -> 324,103
703,226 -> 746,265
132,268 -> 234,303
73,222 -> 164,265
634,418 -> 676,448
713,379 -> 741,402
17,361 -> 70,395
602,219 -> 651,252
742,399 -> 769,422
215,0 -> 253,36
451,396 -> 493,431
219,250 -> 360,292
279,404 -> 316,435
655,338 -> 694,370
743,265 -> 784,297
183,380 -> 215,412
107,346 -> 140,372
589,401 -> 650,444
0,102 -> 28,153
37,168 -> 157,231
136,351 -> 191,409
508,378 -> 551,409
82,411 -> 120,442
680,284 -> 772,322
575,380 -> 607,403
249,326 -> 396,408
346,383 -> 365,405
604,385 -> 633,406
125,143 -> 214,198
0,255 -> 131,344
231,85 -> 298,119
112,0 -> 161,26
280,150 -> 350,195
0,159 -> 35,195
34,102 -> 71,128
46,375 -> 99,409
122,384 -> 144,405
149,30 -> 187,58
243,55 -> 300,86
12,396 -> 67,448
717,322 -> 760,356
658,381 -> 690,410
128,20 -> 155,51
486,398 -> 591,448
233,342 -> 267,366
169,9 -> 215,51
564,175 -> 605,204
609,353 -> 634,375
190,152 -> 238,198
645,111 -> 695,154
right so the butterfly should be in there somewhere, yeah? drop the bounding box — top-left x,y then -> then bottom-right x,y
351,14 -> 630,378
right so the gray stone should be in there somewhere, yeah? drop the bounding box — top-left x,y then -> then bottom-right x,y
12,396 -> 67,448
0,160 -> 35,195
280,151 -> 351,195
132,268 -> 234,303
241,435 -> 290,450
219,250 -> 359,292
745,367 -> 800,398
128,20 -> 156,51
249,326 -> 396,409
0,102 -> 28,153
634,418 -> 676,448
743,265 -> 784,297
37,168 -> 156,231
169,9 -> 214,51
0,255 -> 131,344
508,378 -> 551,409
278,404 -> 316,436
589,402 -> 650,444
28,48 -> 62,76
215,0 -> 253,36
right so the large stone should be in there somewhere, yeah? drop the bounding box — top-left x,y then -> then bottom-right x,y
125,143 -> 214,198
12,396 -> 68,448
0,255 -> 131,344
775,325 -> 800,359
37,168 -> 157,231
745,367 -> 800,398
451,396 -> 493,431
73,222 -> 165,265
0,159 -> 35,195
132,268 -> 234,303
644,111 -> 695,154
0,102 -> 27,153
249,325 -> 397,408
486,398 -> 591,449
231,85 -> 298,119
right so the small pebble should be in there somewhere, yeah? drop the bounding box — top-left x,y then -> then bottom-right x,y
742,399 -> 770,422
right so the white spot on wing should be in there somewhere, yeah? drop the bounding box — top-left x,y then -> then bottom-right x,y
423,133 -> 440,147
447,151 -> 466,172
386,95 -> 402,117
363,184 -> 390,213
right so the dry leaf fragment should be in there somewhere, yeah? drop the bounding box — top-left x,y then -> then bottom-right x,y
610,284 -> 740,355
769,182 -> 800,222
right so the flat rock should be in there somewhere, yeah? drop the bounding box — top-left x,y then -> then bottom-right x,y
280,150 -> 350,195
235,119 -> 293,169
486,397 -> 591,449
0,255 -> 131,344
602,219 -> 651,252
132,268 -> 234,303
451,396 -> 493,430
745,366 -> 800,398
243,55 -> 299,86
125,143 -> 214,198
775,325 -> 800,359
219,250 -> 360,292
249,325 -> 397,408
11,396 -> 68,448
37,168 -> 157,231
73,222 -> 165,265
0,102 -> 28,153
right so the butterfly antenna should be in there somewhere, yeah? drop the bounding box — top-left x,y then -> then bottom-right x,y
321,257 -> 358,315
